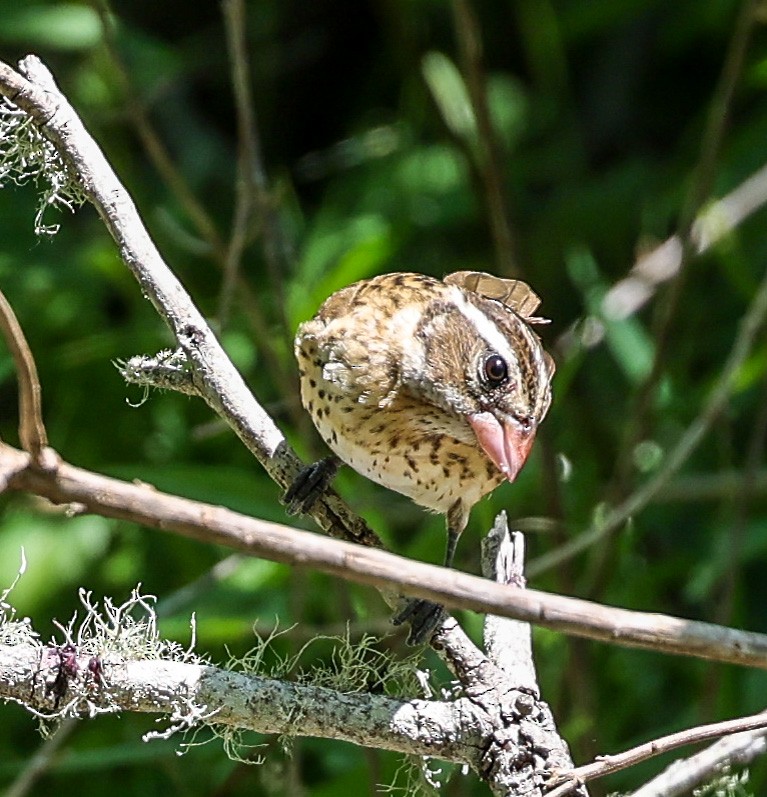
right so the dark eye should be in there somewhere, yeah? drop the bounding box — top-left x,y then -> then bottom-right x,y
483,354 -> 508,386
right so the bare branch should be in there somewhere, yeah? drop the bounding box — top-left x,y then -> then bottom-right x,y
679,0 -> 757,232
0,55 -> 376,550
481,516 -> 587,796
2,443 -> 767,669
221,0 -> 292,330
451,0 -> 518,276
0,288 -> 47,459
94,0 -> 223,253
629,724 -> 767,797
482,513 -> 538,694
546,710 -> 767,797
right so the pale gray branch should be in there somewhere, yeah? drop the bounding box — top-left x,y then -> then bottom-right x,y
0,54 -> 377,551
629,722 -> 767,797
603,160 -> 767,322
482,513 -> 538,694
0,642 -> 476,762
481,515 -> 586,797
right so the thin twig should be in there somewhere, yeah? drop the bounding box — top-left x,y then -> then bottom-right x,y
546,710 -> 767,797
94,1 -> 304,426
529,257 -> 767,577
221,0 -> 283,328
0,288 -> 48,459
451,0 -> 518,276
679,0 -> 758,234
629,723 -> 767,797
93,0 -> 224,253
715,371 -> 767,627
606,0 -> 759,503
220,0 -> 293,331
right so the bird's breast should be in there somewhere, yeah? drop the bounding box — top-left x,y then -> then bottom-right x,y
298,365 -> 504,513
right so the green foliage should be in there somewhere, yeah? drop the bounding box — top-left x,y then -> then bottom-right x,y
1,0 -> 767,794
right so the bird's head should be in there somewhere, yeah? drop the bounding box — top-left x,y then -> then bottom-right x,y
402,278 -> 555,481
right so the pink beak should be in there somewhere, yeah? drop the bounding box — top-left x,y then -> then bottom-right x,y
468,412 -> 536,482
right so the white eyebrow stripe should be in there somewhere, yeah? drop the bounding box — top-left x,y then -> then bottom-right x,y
448,285 -> 517,365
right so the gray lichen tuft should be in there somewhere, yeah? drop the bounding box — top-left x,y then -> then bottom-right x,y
0,95 -> 86,236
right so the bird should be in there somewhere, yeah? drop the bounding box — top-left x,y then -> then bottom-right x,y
288,271 -> 555,643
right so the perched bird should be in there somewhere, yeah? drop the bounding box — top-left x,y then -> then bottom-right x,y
290,271 -> 555,642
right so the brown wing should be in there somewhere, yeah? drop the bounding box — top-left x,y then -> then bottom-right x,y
297,278 -> 403,406
444,270 -> 544,320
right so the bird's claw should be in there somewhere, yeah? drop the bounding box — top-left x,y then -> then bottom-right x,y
283,456 -> 340,515
392,598 -> 448,645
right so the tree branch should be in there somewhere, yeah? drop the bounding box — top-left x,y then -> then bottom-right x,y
629,724 -> 767,797
2,442 -> 767,670
0,640 -> 480,763
0,55 -> 376,551
0,288 -> 47,460
482,513 -> 538,693
479,515 -> 586,796
546,710 -> 767,797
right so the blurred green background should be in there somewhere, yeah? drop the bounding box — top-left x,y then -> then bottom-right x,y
2,0 -> 767,794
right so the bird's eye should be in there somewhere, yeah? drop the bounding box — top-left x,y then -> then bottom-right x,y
483,354 -> 508,386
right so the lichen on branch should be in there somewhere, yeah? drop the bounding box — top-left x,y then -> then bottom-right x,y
0,95 -> 86,236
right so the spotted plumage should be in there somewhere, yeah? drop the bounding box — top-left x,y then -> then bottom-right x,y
294,271 -> 555,642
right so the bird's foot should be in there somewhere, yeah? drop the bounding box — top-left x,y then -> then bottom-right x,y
283,456 -> 341,515
392,598 -> 448,645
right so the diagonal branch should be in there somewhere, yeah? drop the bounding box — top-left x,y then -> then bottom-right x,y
0,54 -> 492,680
0,55 -> 375,550
530,252 -> 767,577
546,709 -> 767,797
3,442 -> 767,670
628,723 -> 767,797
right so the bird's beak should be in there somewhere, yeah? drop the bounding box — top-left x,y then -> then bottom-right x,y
468,412 -> 536,482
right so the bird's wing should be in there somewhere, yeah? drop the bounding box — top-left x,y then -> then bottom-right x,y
299,284 -> 401,406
